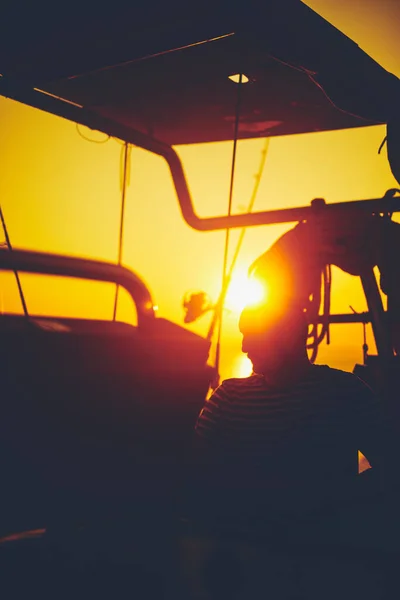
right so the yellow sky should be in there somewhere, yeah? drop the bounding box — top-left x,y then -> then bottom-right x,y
0,0 -> 399,381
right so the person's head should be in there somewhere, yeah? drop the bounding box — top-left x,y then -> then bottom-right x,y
239,302 -> 309,377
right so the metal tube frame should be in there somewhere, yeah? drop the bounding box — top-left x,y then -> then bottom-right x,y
0,248 -> 156,327
2,81 -> 400,232
1,81 -> 397,360
361,269 -> 393,360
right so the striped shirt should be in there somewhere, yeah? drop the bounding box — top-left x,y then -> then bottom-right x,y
194,365 -> 394,512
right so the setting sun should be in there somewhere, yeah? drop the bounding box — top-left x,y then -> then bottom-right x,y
225,272 -> 267,314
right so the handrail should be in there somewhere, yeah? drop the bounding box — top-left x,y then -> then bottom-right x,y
0,248 -> 156,327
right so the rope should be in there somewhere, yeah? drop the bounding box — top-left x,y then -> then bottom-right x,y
204,137 -> 270,345
0,205 -> 29,317
378,136 -> 387,155
307,264 -> 332,362
226,138 -> 270,282
76,123 -> 110,144
206,137 -> 270,338
211,74 -> 244,387
113,142 -> 130,320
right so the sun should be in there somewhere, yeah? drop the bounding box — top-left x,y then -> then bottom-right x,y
225,271 -> 267,313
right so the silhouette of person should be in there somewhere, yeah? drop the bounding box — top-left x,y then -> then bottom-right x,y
193,300 -> 399,521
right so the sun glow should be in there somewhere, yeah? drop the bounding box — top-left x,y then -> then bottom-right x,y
235,355 -> 254,378
225,272 -> 267,313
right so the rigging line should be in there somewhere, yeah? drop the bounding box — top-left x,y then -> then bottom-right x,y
211,73 -> 244,384
0,205 -> 29,317
76,123 -> 110,144
226,137 -> 270,282
113,141 -> 130,320
206,137 -> 270,345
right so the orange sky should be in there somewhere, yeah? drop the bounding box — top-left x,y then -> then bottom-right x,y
0,0 -> 399,381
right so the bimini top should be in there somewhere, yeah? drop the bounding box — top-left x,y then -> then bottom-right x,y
1,0 -> 399,145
